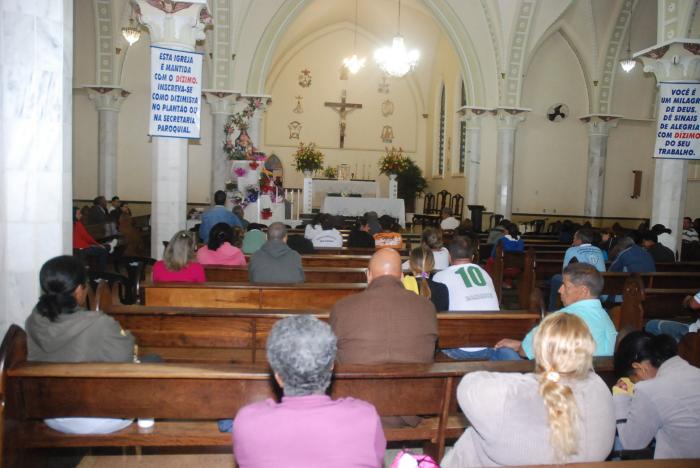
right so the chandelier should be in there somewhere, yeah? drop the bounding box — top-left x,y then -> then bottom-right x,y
374,0 -> 419,78
122,17 -> 141,46
343,0 -> 366,74
619,11 -> 636,73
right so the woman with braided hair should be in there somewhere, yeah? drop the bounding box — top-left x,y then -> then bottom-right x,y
441,312 -> 615,467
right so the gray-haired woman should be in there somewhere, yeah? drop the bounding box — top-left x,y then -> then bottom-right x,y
233,315 -> 386,467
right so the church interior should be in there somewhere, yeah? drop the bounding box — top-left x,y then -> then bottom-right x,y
1,0 -> 700,466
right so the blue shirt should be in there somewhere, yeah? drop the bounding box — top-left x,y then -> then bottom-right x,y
563,244 -> 606,271
198,205 -> 242,243
521,299 -> 617,359
609,245 -> 656,273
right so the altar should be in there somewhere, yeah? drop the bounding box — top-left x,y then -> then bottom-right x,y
322,197 -> 406,227
312,179 -> 379,207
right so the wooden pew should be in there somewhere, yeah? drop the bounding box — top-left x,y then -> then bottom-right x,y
615,280 -> 697,330
0,325 -> 614,466
142,282 -> 366,310
105,305 -> 541,363
205,265 -> 367,283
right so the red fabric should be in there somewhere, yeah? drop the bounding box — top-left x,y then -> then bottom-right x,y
73,221 -> 99,249
152,260 -> 206,283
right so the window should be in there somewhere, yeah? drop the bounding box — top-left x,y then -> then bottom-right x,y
438,84 -> 446,176
458,81 -> 467,174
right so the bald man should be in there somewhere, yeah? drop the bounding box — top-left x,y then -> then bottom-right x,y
329,248 -> 438,364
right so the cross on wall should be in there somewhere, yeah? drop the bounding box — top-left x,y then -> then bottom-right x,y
324,90 -> 362,148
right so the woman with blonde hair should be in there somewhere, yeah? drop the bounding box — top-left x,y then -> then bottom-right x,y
152,230 -> 205,283
402,247 -> 449,311
441,312 -> 615,467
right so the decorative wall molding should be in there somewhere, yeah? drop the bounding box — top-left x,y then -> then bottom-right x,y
504,0 -> 538,107
93,0 -> 115,85
598,0 -> 637,114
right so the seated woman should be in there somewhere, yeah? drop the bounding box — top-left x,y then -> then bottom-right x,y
347,216 -> 375,248
402,247 -> 449,311
233,315 -> 386,466
373,214 -> 403,249
311,214 -> 343,248
613,331 -> 700,459
487,221 -> 524,288
25,255 -> 135,434
196,222 -> 246,266
442,312 -> 615,467
152,230 -> 205,282
72,206 -> 108,271
402,228 -> 449,270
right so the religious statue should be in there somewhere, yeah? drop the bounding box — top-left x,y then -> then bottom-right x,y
381,125 -> 394,143
235,129 -> 255,158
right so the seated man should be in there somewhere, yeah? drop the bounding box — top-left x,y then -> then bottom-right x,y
645,290 -> 700,342
330,248 -> 437,364
641,231 -> 675,264
433,236 -> 499,311
86,196 -> 109,225
609,236 -> 655,273
549,228 -> 606,310
682,216 -> 699,243
248,222 -> 304,284
347,216 -> 375,248
444,263 -> 618,361
439,207 -> 460,231
199,190 -> 242,243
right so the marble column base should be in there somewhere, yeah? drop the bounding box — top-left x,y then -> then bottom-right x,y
651,159 -> 688,254
151,137 -> 188,259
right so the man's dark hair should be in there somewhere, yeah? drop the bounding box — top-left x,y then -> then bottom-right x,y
575,228 -> 594,244
562,262 -> 603,297
320,214 -> 335,231
214,190 -> 227,205
447,235 -> 475,261
93,196 -> 105,205
111,196 -> 120,202
641,232 -> 658,244
379,215 -> 396,231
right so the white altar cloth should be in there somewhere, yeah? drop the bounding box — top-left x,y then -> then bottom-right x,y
322,197 -> 405,227
312,179 -> 378,207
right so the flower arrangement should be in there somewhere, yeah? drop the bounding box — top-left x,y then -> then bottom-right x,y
323,166 -> 338,179
378,146 -> 409,175
293,142 -> 324,173
224,98 -> 265,161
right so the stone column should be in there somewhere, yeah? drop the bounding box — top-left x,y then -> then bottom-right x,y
84,86 -> 130,200
635,40 -> 700,254
134,0 -> 211,258
238,94 -> 272,148
0,0 -> 73,336
203,90 -> 239,193
579,114 -> 621,217
492,107 -> 529,218
458,106 -> 491,205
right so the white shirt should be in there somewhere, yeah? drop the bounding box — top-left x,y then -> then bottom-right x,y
433,263 -> 499,311
312,229 -> 343,248
440,217 -> 460,230
401,247 -> 450,272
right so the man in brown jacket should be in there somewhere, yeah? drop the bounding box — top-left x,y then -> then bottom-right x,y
330,248 -> 438,364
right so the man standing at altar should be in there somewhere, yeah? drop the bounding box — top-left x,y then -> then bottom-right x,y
199,190 -> 242,243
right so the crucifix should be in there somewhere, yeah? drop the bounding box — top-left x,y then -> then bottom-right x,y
324,90 -> 362,148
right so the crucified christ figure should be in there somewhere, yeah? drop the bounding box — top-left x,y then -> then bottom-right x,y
324,90 -> 362,148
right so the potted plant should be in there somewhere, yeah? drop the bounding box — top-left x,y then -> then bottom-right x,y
397,158 -> 428,213
293,142 -> 324,176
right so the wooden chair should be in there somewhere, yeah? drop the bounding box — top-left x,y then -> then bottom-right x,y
114,256 -> 156,304
435,190 -> 452,213
450,193 -> 464,220
423,192 -> 436,214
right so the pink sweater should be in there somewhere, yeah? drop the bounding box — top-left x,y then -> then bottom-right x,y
233,394 -> 385,468
152,261 -> 205,283
196,242 -> 246,266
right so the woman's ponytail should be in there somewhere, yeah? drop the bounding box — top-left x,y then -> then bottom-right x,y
35,256 -> 87,322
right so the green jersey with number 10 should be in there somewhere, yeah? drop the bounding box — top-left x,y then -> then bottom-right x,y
432,263 -> 500,311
